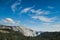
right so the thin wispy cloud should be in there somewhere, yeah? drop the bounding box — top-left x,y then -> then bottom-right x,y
32,16 -> 56,22
31,9 -> 43,15
31,9 -> 51,15
20,7 -> 32,14
20,8 -> 50,15
20,5 -> 35,14
11,0 -> 22,13
48,6 -> 54,9
0,18 -> 20,26
3,18 -> 15,24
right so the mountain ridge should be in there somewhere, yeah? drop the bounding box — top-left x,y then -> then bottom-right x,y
0,25 -> 41,37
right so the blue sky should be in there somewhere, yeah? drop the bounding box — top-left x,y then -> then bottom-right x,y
0,0 -> 60,31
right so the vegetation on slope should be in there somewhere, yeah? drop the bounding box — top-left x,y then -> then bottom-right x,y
0,25 -> 60,40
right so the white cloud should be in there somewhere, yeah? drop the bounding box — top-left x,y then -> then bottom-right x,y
31,9 -> 50,15
16,6 -> 51,15
32,16 -> 56,22
3,18 -> 15,24
48,6 -> 54,9
43,11 -> 50,15
20,7 -> 33,14
11,0 -> 21,12
31,9 -> 43,15
0,18 -> 21,26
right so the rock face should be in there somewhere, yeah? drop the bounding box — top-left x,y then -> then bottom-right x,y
12,26 -> 41,37
18,27 -> 37,37
0,25 -> 41,37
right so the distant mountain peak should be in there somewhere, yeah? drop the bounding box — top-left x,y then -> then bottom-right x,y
0,25 -> 41,37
